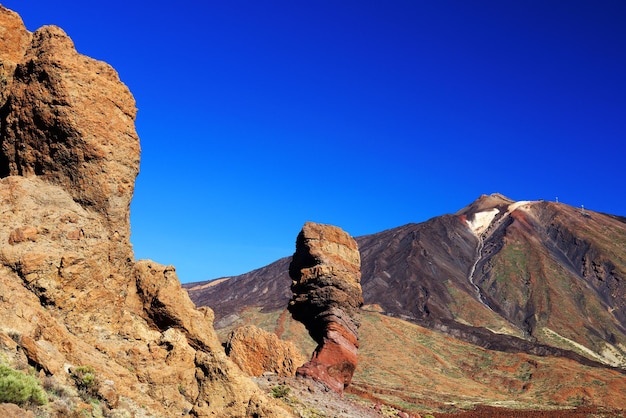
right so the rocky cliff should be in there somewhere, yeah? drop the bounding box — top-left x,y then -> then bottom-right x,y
0,6 -> 288,417
288,222 -> 363,394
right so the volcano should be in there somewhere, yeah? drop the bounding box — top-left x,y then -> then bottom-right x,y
185,194 -> 626,412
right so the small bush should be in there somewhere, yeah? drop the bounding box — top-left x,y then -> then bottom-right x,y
42,375 -> 72,398
70,365 -> 100,397
270,384 -> 290,399
0,364 -> 47,406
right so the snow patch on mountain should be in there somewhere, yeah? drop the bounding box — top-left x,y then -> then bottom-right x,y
509,200 -> 532,212
466,208 -> 500,236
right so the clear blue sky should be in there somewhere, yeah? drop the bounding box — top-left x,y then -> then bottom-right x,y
5,1 -> 625,283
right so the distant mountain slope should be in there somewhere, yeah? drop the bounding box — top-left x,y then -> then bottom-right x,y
185,256 -> 292,326
184,194 -> 626,368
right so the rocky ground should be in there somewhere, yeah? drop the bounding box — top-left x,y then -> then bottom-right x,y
254,375 -> 387,418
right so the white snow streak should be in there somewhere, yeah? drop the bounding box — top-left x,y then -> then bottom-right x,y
466,208 -> 499,236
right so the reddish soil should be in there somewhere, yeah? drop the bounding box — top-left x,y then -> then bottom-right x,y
274,308 -> 289,338
435,405 -> 624,417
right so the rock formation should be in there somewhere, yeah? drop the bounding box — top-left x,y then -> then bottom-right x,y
0,6 -> 288,417
0,13 -> 139,268
288,222 -> 363,394
224,325 -> 307,377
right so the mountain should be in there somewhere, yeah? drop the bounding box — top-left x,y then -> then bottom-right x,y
0,6 -> 289,417
185,193 -> 626,413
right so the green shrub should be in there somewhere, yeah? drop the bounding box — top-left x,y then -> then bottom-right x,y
70,365 -> 99,397
0,364 -> 47,406
270,384 -> 290,399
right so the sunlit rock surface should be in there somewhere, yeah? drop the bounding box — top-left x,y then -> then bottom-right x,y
0,6 -> 289,417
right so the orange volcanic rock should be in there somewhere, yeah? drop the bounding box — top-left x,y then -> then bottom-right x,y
224,325 -> 307,377
0,6 -> 288,417
288,222 -> 363,393
0,15 -> 140,268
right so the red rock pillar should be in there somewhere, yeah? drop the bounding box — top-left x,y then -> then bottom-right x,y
288,222 -> 363,394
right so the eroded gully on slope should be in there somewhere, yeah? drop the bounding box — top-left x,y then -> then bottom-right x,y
467,202 -> 534,335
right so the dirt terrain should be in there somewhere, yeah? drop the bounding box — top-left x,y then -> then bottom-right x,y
436,405 -> 624,417
255,375 -> 383,418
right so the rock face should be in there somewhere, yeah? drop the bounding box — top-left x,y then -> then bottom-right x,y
225,325 -> 307,377
0,11 -> 139,267
288,222 -> 363,393
0,6 -> 288,417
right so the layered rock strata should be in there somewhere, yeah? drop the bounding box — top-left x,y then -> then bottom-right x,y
0,6 -> 288,417
288,222 -> 363,393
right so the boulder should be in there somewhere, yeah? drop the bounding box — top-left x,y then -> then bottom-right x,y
225,325 -> 307,377
0,403 -> 34,418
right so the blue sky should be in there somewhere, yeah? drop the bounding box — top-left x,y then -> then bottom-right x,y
5,1 -> 626,283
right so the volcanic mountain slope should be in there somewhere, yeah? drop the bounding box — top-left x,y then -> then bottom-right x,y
185,194 -> 626,408
187,256 -> 292,328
